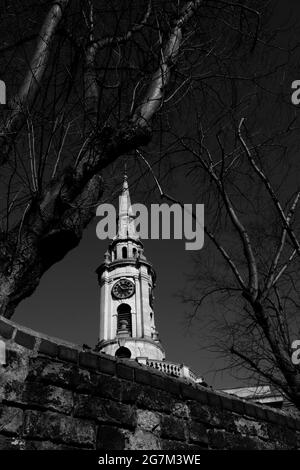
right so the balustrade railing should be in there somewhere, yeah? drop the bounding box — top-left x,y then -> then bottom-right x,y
143,358 -> 203,383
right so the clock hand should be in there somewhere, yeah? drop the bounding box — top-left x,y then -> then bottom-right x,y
120,284 -> 129,291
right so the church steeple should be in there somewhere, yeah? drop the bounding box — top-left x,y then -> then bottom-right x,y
115,173 -> 139,241
95,173 -> 204,384
96,173 -> 165,362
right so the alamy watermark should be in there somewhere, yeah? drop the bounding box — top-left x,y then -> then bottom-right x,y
0,80 -> 6,105
0,340 -> 6,366
96,201 -> 205,251
281,84 -> 300,366
291,80 -> 300,105
291,340 -> 300,365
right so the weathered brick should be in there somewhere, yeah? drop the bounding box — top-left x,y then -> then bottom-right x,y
136,410 -> 161,433
160,415 -> 186,441
24,440 -> 80,450
5,347 -> 29,373
58,345 -> 78,364
95,374 -> 122,401
151,373 -> 178,393
0,435 -> 25,450
0,348 -> 30,405
265,409 -> 280,424
28,357 -> 68,384
254,404 -> 267,421
0,379 -> 26,405
188,401 -> 237,432
135,367 -> 154,386
28,357 -> 94,392
23,410 -> 96,447
207,429 -> 273,450
233,416 -> 268,440
74,395 -> 135,428
162,377 -> 181,396
79,351 -> 98,370
231,398 -> 245,415
267,422 -> 297,447
274,440 -> 292,450
0,320 -> 14,339
207,391 -> 222,408
39,340 -> 58,357
172,402 -> 190,419
14,330 -> 35,350
135,369 -> 171,392
136,386 -> 174,413
116,362 -> 134,381
207,429 -> 226,449
97,425 -> 127,450
74,369 -> 96,393
23,382 -> 73,414
188,401 -> 219,427
286,416 -> 297,430
220,394 -> 234,411
267,410 -> 286,427
244,401 -> 259,419
121,380 -> 143,404
98,355 -> 116,375
181,383 -> 208,403
0,405 -> 23,435
128,429 -> 161,450
188,420 -> 208,445
215,409 -> 236,432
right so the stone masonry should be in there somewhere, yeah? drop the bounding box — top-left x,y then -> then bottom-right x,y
0,317 -> 300,450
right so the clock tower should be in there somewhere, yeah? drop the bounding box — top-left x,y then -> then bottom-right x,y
96,173 -> 165,361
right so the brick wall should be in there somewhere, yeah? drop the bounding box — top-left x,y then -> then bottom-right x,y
0,317 -> 299,450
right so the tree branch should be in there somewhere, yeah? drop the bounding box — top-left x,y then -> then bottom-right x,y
0,0 -> 204,318
0,0 -> 70,166
238,118 -> 300,258
132,0 -> 203,128
137,149 -> 246,290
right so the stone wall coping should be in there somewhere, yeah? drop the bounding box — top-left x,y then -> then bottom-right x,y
0,316 -> 299,431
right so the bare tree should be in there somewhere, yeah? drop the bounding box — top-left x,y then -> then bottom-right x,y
175,96 -> 300,408
0,0 -> 267,318
0,0 -> 201,316
4,0 -> 299,408
111,1 -> 300,409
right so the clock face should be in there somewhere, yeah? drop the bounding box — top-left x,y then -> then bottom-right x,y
112,278 -> 135,299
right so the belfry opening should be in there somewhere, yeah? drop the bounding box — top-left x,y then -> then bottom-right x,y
117,304 -> 132,336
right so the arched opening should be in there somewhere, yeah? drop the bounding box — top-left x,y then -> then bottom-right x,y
122,246 -> 127,258
115,346 -> 131,359
132,248 -> 137,258
117,303 -> 132,335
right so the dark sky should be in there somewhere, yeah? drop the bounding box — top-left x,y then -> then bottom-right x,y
14,0 -> 300,390
16,192 -> 219,380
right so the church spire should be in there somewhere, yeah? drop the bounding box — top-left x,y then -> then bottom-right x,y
96,170 -> 203,384
116,172 -> 139,241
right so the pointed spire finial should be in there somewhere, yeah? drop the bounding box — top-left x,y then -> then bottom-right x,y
115,169 -> 139,241
123,163 -> 128,190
